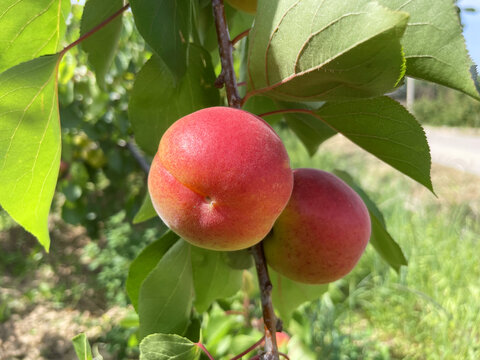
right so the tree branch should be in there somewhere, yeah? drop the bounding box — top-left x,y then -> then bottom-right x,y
251,243 -> 279,360
211,1 -> 279,359
126,140 -> 150,174
211,0 -> 242,109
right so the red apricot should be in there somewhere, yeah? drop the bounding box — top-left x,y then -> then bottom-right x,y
148,107 -> 293,251
264,168 -> 371,284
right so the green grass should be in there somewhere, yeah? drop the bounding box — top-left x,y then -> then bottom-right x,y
279,128 -> 480,359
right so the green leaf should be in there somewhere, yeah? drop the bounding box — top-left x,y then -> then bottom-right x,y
369,215 -> 408,272
126,230 -> 179,311
191,247 -> 243,313
243,97 -> 335,155
333,169 -> 408,272
129,45 -> 220,155
270,268 -> 328,321
140,333 -> 199,360
0,54 -> 62,251
285,111 -> 336,156
0,0 -> 70,73
248,0 -> 408,101
133,191 -> 157,224
139,239 -> 194,339
241,95 -> 284,124
80,0 -> 124,89
129,0 -> 191,81
72,333 -> 93,360
378,0 -> 480,100
223,249 -> 253,270
315,97 -> 433,192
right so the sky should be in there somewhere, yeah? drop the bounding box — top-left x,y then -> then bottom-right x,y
71,0 -> 480,65
458,0 -> 480,65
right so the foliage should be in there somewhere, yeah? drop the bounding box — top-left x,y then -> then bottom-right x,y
56,8 -> 152,238
82,211 -> 165,305
414,81 -> 480,127
0,0 -> 479,358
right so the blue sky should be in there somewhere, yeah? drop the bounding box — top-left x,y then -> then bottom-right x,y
458,0 -> 480,65
71,0 -> 479,65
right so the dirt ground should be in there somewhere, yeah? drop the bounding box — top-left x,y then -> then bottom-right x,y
0,220 -> 130,360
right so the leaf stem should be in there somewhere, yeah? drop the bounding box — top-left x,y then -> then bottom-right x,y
211,1 -> 280,359
60,3 -> 130,56
258,108 -> 316,118
195,342 -> 216,360
231,29 -> 251,46
230,336 -> 265,360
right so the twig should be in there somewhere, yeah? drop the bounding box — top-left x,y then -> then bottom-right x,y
126,141 -> 150,174
230,336 -> 265,360
212,1 -> 279,358
195,342 -> 216,360
211,0 -> 242,108
251,244 -> 279,360
231,29 -> 251,46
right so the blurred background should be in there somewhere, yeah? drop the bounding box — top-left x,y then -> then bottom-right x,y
0,2 -> 479,359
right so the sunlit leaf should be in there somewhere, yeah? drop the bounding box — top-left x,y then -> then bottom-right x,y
72,333 -> 93,360
315,97 -> 433,192
133,191 -> 157,224
270,268 -> 328,321
248,0 -> 408,101
129,0 -> 191,81
140,333 -> 199,360
126,230 -> 179,311
0,0 -> 70,73
129,45 -> 220,155
138,239 -> 193,339
191,247 -> 243,313
379,0 -> 480,100
0,54 -> 62,251
80,0 -> 124,89
285,111 -> 336,156
333,169 -> 408,272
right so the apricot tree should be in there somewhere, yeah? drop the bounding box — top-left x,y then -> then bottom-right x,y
0,0 -> 479,359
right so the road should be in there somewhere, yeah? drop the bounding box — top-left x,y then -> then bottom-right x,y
425,127 -> 480,176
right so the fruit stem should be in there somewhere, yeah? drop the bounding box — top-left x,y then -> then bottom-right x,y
211,1 -> 279,359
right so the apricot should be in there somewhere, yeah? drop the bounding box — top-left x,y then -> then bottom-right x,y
226,0 -> 257,14
264,169 -> 371,284
148,107 -> 293,251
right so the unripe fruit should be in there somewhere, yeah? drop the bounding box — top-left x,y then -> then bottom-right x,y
226,0 -> 257,14
264,168 -> 371,284
148,107 -> 293,251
